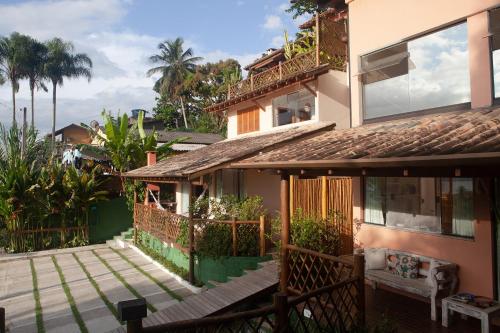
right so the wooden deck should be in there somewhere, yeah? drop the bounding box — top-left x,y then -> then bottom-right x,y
367,286 -> 500,333
111,260 -> 278,332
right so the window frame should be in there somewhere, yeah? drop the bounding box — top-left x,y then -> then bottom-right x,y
359,20 -> 470,123
489,7 -> 500,103
272,88 -> 316,127
361,176 -> 475,240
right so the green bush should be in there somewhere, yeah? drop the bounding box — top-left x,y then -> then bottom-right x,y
269,209 -> 342,256
195,222 -> 232,258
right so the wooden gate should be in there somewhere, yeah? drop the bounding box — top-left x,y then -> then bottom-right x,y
290,176 -> 353,255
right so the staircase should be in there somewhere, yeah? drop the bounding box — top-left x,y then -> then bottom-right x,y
105,228 -> 134,248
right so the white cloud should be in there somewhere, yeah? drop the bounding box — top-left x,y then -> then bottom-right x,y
278,3 -> 289,12
271,35 -> 283,48
263,15 -> 283,30
237,1 -> 245,6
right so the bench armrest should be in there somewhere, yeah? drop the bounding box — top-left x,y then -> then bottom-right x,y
430,263 -> 458,295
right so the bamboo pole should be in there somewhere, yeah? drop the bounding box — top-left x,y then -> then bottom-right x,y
280,173 -> 290,293
231,219 -> 237,256
250,73 -> 254,90
274,292 -> 289,333
321,176 -> 328,219
289,175 -> 294,218
259,215 -> 266,257
315,13 -> 320,67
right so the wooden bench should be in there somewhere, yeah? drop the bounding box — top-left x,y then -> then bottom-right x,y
358,248 -> 458,321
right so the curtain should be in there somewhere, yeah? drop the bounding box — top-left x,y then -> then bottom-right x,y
452,178 -> 474,237
365,177 -> 385,225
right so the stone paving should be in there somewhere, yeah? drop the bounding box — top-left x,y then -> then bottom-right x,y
0,245 -> 194,333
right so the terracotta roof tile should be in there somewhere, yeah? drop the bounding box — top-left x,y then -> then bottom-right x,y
232,107 -> 500,167
123,122 -> 335,179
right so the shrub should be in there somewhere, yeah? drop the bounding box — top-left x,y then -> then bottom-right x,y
195,221 -> 232,258
269,209 -> 342,256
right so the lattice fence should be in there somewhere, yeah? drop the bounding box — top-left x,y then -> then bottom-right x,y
319,15 -> 347,70
134,203 -> 184,245
286,244 -> 355,295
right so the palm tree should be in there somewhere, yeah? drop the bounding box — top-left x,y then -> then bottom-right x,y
147,38 -> 202,128
44,38 -> 92,145
0,32 -> 30,124
22,37 -> 47,128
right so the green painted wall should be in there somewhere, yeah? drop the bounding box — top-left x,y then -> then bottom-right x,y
88,197 -> 133,244
139,231 -> 272,286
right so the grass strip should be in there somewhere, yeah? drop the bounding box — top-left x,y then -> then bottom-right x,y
72,253 -> 122,322
29,259 -> 45,333
92,249 -> 157,312
51,256 -> 88,333
110,247 -> 183,301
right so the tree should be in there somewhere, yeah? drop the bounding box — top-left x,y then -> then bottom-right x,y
286,0 -> 320,19
147,38 -> 202,128
0,32 -> 30,124
45,38 -> 92,145
20,37 -> 47,128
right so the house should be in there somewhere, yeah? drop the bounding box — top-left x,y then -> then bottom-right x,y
124,9 -> 351,217
231,0 -> 500,302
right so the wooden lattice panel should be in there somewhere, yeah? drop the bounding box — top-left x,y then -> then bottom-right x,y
286,245 -> 354,295
288,278 -> 361,332
319,16 -> 347,70
281,51 -> 316,78
253,66 -> 280,90
134,203 -> 183,244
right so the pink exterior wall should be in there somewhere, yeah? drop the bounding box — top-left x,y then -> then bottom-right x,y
348,0 -> 498,127
352,177 -> 494,297
244,170 -> 281,216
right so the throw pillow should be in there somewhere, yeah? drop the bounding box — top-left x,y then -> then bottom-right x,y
394,254 -> 419,279
365,248 -> 387,270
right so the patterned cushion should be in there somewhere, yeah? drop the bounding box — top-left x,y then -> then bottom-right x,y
393,254 -> 419,279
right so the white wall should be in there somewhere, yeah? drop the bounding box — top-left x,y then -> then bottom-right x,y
226,70 -> 350,138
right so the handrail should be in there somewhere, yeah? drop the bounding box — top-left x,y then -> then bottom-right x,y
285,244 -> 353,266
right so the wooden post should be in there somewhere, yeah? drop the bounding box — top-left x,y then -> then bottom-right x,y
227,84 -> 231,100
279,61 -> 283,80
133,190 -> 138,245
321,176 -> 328,220
0,307 -> 5,333
280,173 -> 290,293
188,183 -> 195,285
353,254 -> 365,327
315,13 -> 320,67
231,219 -> 237,256
250,73 -> 254,90
289,176 -> 294,218
274,292 -> 289,333
118,299 -> 146,333
259,215 -> 266,256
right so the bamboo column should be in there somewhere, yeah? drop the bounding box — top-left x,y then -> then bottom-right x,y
289,175 -> 294,218
259,215 -> 266,257
315,13 -> 320,67
280,173 -> 290,293
321,176 -> 328,219
231,219 -> 237,256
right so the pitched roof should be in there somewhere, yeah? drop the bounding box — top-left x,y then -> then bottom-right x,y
232,107 -> 500,170
123,122 -> 335,180
152,130 -> 224,144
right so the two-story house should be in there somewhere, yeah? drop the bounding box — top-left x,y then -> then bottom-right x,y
231,0 -> 500,310
125,9 -> 350,216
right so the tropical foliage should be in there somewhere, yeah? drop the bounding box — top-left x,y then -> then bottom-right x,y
0,124 -> 107,253
149,39 -> 242,136
0,32 -> 92,138
286,0 -> 322,19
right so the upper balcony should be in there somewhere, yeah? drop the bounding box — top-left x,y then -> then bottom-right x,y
205,9 -> 348,113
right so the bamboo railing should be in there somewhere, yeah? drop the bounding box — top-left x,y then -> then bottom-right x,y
5,225 -> 88,252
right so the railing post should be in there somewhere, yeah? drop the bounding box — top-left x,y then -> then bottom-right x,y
259,216 -> 266,257
321,176 -> 328,220
273,292 -> 289,333
315,13 -> 320,67
279,61 -> 283,80
280,173 -> 290,293
0,307 -> 5,333
227,84 -> 231,100
353,254 -> 365,327
188,183 -> 195,285
118,299 -> 147,333
232,219 -> 237,256
250,73 -> 254,90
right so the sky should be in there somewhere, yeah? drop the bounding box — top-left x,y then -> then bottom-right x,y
0,0 -> 307,134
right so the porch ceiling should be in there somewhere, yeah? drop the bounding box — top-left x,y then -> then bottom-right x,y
122,122 -> 335,181
231,107 -> 500,177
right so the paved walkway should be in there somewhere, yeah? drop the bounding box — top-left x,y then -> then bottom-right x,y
0,245 -> 193,333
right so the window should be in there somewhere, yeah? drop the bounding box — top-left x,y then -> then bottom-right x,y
272,89 -> 315,127
237,106 -> 260,134
361,22 -> 470,120
364,177 -> 474,238
490,8 -> 500,100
